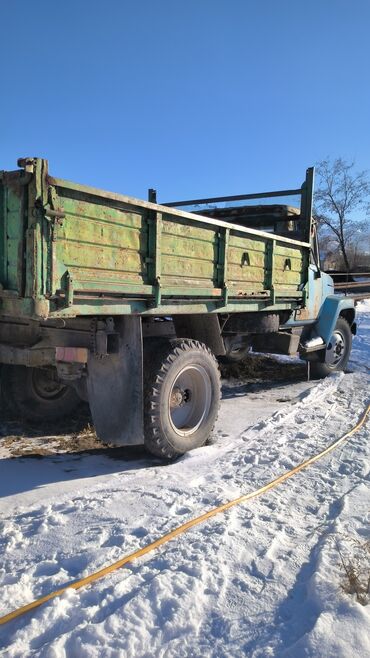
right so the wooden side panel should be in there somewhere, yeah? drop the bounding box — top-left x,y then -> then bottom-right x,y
52,193 -> 149,293
273,244 -> 305,289
160,216 -> 218,289
0,178 -> 24,292
0,181 -> 4,288
228,232 -> 267,290
0,159 -> 311,320
50,188 -> 306,299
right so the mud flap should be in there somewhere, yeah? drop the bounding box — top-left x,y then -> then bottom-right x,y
87,317 -> 143,445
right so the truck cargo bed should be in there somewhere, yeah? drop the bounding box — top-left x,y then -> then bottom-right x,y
0,158 -> 311,320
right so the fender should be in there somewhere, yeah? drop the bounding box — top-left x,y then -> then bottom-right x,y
314,295 -> 355,344
87,316 -> 143,445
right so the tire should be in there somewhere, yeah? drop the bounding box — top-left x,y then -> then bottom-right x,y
219,336 -> 251,363
310,317 -> 352,379
144,339 -> 221,459
1,364 -> 81,422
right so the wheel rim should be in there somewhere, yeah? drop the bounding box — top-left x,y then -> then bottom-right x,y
325,330 -> 346,367
168,365 -> 212,437
31,368 -> 66,401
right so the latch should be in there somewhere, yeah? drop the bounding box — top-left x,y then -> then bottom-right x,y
44,185 -> 65,226
43,186 -> 66,241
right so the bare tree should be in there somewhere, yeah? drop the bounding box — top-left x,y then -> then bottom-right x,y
314,158 -> 370,271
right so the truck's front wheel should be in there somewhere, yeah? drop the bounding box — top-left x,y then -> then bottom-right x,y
310,317 -> 352,379
144,339 -> 221,459
1,365 -> 81,422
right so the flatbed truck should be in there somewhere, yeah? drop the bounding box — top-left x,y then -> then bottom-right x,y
0,158 -> 356,457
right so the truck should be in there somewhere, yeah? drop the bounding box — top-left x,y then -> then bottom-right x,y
0,158 -> 356,458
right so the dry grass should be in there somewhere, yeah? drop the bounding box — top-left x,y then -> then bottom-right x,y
219,353 -> 306,382
0,404 -> 102,457
336,536 -> 370,606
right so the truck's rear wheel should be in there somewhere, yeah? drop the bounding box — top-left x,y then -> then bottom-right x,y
220,336 -> 251,363
1,365 -> 81,422
310,317 -> 352,379
144,339 -> 221,459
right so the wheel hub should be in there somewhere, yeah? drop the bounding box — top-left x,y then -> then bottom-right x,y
31,368 -> 65,400
168,365 -> 212,437
326,330 -> 345,367
170,386 -> 191,407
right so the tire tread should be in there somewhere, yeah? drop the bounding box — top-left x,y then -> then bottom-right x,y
144,338 -> 221,459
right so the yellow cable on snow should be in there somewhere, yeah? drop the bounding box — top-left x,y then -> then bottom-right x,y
1,401 -> 370,627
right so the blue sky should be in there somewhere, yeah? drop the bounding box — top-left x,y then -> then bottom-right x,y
1,0 -> 370,202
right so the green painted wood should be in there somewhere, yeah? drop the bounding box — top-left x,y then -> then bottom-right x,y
0,181 -> 23,292
0,159 -> 311,320
0,182 -> 5,288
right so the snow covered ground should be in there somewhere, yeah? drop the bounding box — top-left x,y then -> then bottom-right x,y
0,302 -> 369,657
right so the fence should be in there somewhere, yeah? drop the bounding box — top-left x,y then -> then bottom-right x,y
329,271 -> 370,301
